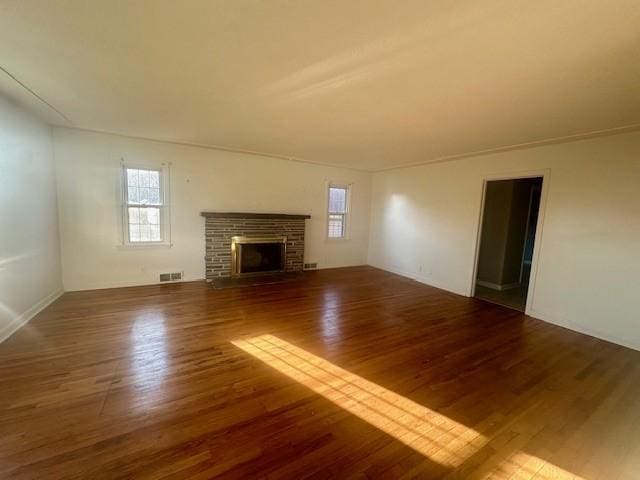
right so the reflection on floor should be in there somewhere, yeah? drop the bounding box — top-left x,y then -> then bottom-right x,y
233,334 -> 486,470
2,266 -> 639,479
475,284 -> 528,311
233,334 -> 582,479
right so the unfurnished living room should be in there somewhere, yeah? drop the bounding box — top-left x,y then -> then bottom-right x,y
1,2 -> 639,479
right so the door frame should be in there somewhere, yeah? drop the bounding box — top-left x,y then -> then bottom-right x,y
468,169 -> 550,315
518,183 -> 542,283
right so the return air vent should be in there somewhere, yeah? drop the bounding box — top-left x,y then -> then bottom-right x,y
160,272 -> 183,282
304,262 -> 318,270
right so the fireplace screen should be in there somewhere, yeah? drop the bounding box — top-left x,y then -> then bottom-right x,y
231,236 -> 287,276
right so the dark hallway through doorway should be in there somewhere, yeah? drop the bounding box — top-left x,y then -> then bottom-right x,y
474,177 -> 543,311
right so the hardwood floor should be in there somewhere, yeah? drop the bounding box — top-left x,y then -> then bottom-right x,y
0,266 -> 639,479
474,284 -> 529,312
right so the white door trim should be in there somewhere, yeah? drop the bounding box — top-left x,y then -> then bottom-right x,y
468,169 -> 551,316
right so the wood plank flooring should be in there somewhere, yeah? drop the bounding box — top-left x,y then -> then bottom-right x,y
0,266 -> 639,479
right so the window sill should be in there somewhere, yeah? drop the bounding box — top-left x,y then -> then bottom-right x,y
325,237 -> 350,242
117,242 -> 173,250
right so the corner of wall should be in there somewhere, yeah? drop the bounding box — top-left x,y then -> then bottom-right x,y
0,289 -> 64,343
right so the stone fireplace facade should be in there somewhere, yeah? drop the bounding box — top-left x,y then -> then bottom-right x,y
202,212 -> 310,280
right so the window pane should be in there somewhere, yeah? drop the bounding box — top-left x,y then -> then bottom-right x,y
139,209 -> 150,225
128,207 -> 140,224
139,224 -> 151,241
127,169 -> 139,187
128,186 -> 139,204
329,187 -> 346,213
129,224 -> 140,242
149,171 -> 160,188
150,224 -> 161,241
138,187 -> 150,204
147,207 -> 160,225
139,170 -> 150,187
149,188 -> 160,205
328,214 -> 344,238
125,168 -> 164,242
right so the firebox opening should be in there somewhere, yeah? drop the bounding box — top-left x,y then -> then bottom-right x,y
231,236 -> 287,276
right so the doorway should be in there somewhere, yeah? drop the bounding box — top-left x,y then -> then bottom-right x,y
473,177 -> 543,311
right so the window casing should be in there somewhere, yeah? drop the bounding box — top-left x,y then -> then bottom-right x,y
327,184 -> 350,239
122,165 -> 169,245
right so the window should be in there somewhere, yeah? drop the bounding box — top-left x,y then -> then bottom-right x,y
327,184 -> 350,239
123,166 -> 166,244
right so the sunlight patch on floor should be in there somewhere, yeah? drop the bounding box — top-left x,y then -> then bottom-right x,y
232,334 -> 486,469
484,451 -> 584,479
232,334 -> 586,479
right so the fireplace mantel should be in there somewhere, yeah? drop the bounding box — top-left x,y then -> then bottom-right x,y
201,212 -> 310,220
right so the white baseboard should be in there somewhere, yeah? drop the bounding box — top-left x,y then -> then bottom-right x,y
368,263 -> 640,353
64,276 -> 205,291
476,280 -> 522,291
0,289 -> 64,344
367,262 -> 468,297
64,264 -> 369,291
528,308 -> 640,352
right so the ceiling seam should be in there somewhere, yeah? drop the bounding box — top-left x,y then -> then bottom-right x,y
373,123 -> 640,172
0,65 -> 72,124
55,126 -> 371,173
4,61 -> 637,173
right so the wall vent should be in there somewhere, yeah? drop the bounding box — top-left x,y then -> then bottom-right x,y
160,272 -> 183,282
304,262 -> 318,270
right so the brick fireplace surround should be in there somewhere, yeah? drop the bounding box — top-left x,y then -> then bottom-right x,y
201,212 -> 310,280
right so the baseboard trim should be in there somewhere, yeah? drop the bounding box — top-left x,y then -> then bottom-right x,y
367,262 -> 468,297
476,280 -> 522,291
528,308 -> 640,353
64,264 -> 371,291
0,289 -> 64,343
369,263 -> 640,353
64,277 -> 205,292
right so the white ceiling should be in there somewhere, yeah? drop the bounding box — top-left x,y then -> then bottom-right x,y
1,0 -> 639,171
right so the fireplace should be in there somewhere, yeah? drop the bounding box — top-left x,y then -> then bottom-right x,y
231,236 -> 286,276
201,212 -> 310,280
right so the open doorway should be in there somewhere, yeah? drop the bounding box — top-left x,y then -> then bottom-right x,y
474,177 -> 543,311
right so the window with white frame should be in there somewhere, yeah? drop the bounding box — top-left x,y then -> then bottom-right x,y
327,184 -> 350,239
123,166 -> 165,243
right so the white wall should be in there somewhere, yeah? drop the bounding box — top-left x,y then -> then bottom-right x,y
0,96 -> 63,342
53,128 -> 371,291
368,131 -> 640,350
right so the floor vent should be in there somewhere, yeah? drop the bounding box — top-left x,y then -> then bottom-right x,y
304,263 -> 318,270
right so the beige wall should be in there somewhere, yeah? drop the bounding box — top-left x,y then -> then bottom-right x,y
0,96 -> 63,341
53,128 -> 371,291
368,131 -> 640,350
